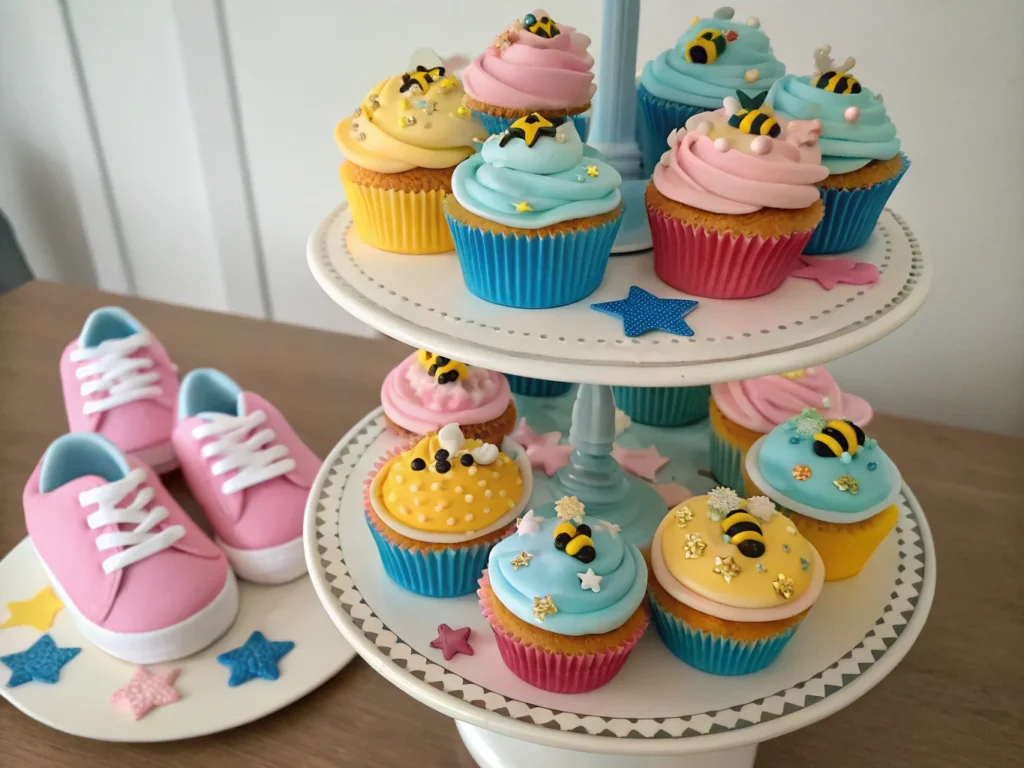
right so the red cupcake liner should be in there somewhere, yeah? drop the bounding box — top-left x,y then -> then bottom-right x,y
648,203 -> 815,299
478,571 -> 648,694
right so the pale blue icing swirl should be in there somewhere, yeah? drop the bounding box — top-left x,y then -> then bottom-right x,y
487,507 -> 647,636
766,75 -> 900,174
451,120 -> 622,229
640,17 -> 785,108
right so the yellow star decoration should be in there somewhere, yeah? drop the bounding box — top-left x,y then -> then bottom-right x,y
683,533 -> 706,559
554,496 -> 585,523
713,556 -> 742,584
515,201 -> 533,213
773,573 -> 795,600
532,595 -> 558,622
673,505 -> 694,528
833,475 -> 860,494
1,586 -> 63,631
455,105 -> 471,118
437,77 -> 458,92
585,164 -> 599,177
511,552 -> 534,570
781,369 -> 806,379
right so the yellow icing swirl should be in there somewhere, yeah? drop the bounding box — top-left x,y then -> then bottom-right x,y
335,72 -> 484,173
377,433 -> 523,534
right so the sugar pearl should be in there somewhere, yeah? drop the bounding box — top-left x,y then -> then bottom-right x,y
414,498 -> 422,506
750,135 -> 772,155
387,492 -> 397,503
499,490 -> 507,498
446,517 -> 456,526
468,466 -> 478,476
714,137 -> 730,152
464,494 -> 473,503
399,505 -> 408,515
394,475 -> 403,484
483,507 -> 491,514
455,486 -> 464,493
409,483 -> 420,492
430,482 -> 441,491
485,489 -> 493,498
464,513 -> 474,522
507,500 -> 515,509
744,68 -> 760,83
418,514 -> 427,522
491,471 -> 501,480
844,106 -> 860,123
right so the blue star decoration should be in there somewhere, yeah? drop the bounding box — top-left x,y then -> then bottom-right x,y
1,634 -> 81,687
590,286 -> 698,338
217,631 -> 295,687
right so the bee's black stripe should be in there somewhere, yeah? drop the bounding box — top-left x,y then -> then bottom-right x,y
749,112 -> 770,135
833,76 -> 849,94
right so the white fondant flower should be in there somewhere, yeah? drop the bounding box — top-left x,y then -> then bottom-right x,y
707,487 -> 741,519
745,496 -> 776,522
791,408 -> 827,438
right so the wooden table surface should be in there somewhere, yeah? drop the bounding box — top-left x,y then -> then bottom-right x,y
1,281 -> 1020,767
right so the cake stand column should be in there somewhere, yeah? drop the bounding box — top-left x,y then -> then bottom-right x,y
549,383 -> 665,548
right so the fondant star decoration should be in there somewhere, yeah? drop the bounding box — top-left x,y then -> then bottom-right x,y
713,555 -> 742,583
110,666 -> 181,720
773,573 -> 795,600
595,519 -> 621,538
217,631 -> 295,687
554,495 -> 585,523
1,586 -> 63,631
585,164 -> 599,177
531,595 -> 558,622
516,509 -> 545,536
673,504 -> 695,527
611,444 -> 669,481
510,418 -> 573,477
510,551 -> 534,570
591,286 -> 698,338
833,474 -> 860,494
657,484 -> 694,509
1,634 -> 80,687
515,200 -> 533,213
790,256 -> 880,290
577,568 -> 603,592
429,624 -> 473,660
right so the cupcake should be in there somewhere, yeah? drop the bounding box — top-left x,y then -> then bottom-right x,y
478,496 -> 649,692
709,367 -> 872,494
766,47 -> 908,254
612,385 -> 710,427
463,10 -> 595,139
366,423 -> 532,597
382,350 -> 517,445
745,408 -> 901,581
504,375 -> 572,398
335,64 -> 484,254
648,489 -> 824,675
637,8 -> 785,174
647,98 -> 828,299
445,115 -> 623,309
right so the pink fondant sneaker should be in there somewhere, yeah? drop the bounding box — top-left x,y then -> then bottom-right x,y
61,307 -> 180,473
173,369 -> 319,584
24,433 -> 239,664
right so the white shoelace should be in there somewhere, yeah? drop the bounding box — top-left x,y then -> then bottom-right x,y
70,333 -> 162,415
80,468 -> 185,574
192,410 -> 296,495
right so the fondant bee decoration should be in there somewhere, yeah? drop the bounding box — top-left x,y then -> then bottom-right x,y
523,12 -> 559,38
400,65 -> 446,94
726,91 -> 781,138
813,420 -> 867,459
811,45 -> 861,94
498,112 -> 565,148
685,28 -> 738,64
721,509 -> 766,559
417,350 -> 469,384
553,521 -> 596,563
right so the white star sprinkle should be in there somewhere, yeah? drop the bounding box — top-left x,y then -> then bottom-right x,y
577,568 -> 603,592
516,509 -> 545,536
595,520 -> 621,538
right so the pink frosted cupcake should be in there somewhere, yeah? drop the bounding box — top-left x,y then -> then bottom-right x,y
462,9 -> 595,138
381,350 -> 517,445
646,91 -> 829,298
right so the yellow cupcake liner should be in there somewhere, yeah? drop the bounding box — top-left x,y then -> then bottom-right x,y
341,175 -> 453,255
787,505 -> 899,581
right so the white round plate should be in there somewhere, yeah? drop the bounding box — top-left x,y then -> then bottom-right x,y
0,539 -> 355,742
304,403 -> 936,757
307,205 -> 929,386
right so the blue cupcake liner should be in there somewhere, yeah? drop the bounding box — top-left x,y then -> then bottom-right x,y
505,375 -> 573,398
805,154 -> 910,255
612,385 -> 710,427
473,110 -> 589,141
636,84 -> 707,177
366,512 -> 492,597
445,207 -> 622,309
708,426 -> 745,492
649,593 -> 800,675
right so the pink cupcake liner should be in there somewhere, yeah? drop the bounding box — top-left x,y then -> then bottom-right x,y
648,203 -> 815,299
478,571 -> 648,694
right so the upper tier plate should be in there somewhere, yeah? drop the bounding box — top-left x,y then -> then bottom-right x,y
308,205 -> 928,386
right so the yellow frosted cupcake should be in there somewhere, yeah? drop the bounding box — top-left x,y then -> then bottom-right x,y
336,64 -> 484,254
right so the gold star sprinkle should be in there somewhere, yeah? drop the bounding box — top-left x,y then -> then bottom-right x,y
511,552 -> 534,570
532,595 -> 558,622
673,505 -> 694,528
683,533 -> 706,559
423,100 -> 437,115
773,573 -> 795,600
713,555 -> 742,584
833,475 -> 860,494
515,201 -> 533,213
399,115 -> 416,127
585,164 -> 599,177
456,105 -> 470,118
792,465 -> 812,481
554,496 -> 585,522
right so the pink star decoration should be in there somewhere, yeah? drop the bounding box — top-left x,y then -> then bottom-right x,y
511,418 -> 573,477
429,624 -> 474,660
790,256 -> 880,290
653,483 -> 693,508
611,444 -> 670,482
110,666 -> 181,720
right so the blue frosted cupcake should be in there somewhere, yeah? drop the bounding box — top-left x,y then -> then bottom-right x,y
766,47 -> 908,254
444,113 -> 623,309
637,7 -> 785,174
612,385 -> 710,427
648,489 -> 824,675
506,375 -> 573,398
365,423 -> 533,597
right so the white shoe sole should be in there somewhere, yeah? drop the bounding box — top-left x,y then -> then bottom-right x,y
131,441 -> 179,474
217,535 -> 307,585
34,544 -> 239,664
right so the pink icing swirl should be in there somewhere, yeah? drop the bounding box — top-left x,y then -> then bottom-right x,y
711,368 -> 873,434
462,13 -> 596,111
381,353 -> 511,435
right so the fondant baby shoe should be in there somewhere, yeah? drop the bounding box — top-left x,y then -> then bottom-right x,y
61,307 -> 180,473
173,369 -> 320,584
24,433 -> 239,664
